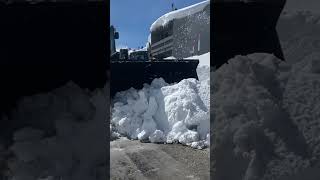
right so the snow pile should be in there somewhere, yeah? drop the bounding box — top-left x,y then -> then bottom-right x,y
111,78 -> 209,148
277,10 -> 320,64
212,52 -> 320,180
111,53 -> 210,149
150,0 -> 210,32
3,82 -> 109,180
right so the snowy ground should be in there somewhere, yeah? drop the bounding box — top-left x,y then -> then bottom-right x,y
212,11 -> 320,179
111,52 -> 210,149
110,137 -> 209,180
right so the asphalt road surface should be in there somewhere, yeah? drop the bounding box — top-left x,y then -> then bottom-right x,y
110,138 -> 210,180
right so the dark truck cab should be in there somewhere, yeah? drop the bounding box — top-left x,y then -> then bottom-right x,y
212,0 -> 286,68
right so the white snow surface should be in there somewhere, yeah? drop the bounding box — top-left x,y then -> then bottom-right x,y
163,56 -> 176,60
150,0 -> 210,32
111,52 -> 210,148
212,52 -> 320,179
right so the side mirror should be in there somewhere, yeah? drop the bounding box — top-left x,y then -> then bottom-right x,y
114,32 -> 119,39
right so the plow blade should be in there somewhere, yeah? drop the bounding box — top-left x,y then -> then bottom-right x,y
111,60 -> 199,96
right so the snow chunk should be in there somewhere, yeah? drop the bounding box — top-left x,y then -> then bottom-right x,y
179,130 -> 200,145
149,130 -> 166,143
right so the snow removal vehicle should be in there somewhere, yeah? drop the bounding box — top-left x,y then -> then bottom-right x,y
110,0 -> 211,96
110,26 -> 199,96
212,0 -> 286,68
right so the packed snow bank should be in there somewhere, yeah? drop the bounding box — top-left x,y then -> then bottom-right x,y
111,53 -> 210,149
212,53 -> 320,180
2,81 -> 109,180
150,0 -> 210,32
111,78 -> 209,148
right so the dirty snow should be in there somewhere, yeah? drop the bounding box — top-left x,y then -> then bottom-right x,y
111,52 -> 210,149
150,0 -> 210,32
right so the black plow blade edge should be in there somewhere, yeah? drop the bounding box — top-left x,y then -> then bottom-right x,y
111,60 -> 199,97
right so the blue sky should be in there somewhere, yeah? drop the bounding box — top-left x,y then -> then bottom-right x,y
110,0 -> 320,49
110,0 -> 206,49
